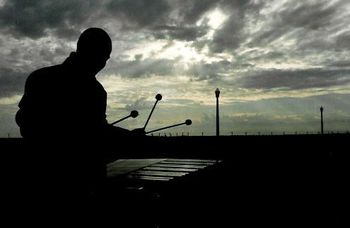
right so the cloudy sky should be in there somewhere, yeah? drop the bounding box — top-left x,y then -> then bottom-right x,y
1,0 -> 350,137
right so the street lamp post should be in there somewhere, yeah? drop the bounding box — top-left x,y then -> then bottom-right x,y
215,88 -> 220,136
320,106 -> 324,135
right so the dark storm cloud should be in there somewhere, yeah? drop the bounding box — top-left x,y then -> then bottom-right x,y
162,0 -> 260,44
0,0 -> 98,39
294,29 -> 350,52
210,13 -> 244,53
106,57 -> 179,78
205,0 -> 266,53
279,1 -> 338,29
187,60 -> 233,82
249,51 -> 286,62
334,31 -> 350,50
250,1 -> 343,48
176,0 -> 220,24
0,67 -> 26,97
153,25 -> 208,41
106,0 -> 262,46
326,60 -> 350,68
106,57 -> 235,81
107,0 -> 214,41
240,68 -> 350,90
107,0 -> 171,28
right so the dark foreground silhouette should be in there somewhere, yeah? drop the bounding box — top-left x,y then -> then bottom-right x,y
0,134 -> 348,227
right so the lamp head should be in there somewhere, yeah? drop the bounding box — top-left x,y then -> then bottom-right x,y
215,88 -> 220,98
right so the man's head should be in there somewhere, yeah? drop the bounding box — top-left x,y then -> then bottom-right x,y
76,27 -> 112,75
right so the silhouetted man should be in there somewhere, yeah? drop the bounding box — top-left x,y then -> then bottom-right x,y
14,28 -> 144,211
16,27 -> 141,139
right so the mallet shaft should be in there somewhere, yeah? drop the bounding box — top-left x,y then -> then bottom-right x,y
143,100 -> 158,129
110,115 -> 131,125
146,122 -> 186,134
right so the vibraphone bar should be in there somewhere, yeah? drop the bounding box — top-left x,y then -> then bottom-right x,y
107,158 -> 222,182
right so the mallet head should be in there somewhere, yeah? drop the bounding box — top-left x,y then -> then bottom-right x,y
155,94 -> 162,101
130,110 -> 139,118
185,119 -> 192,125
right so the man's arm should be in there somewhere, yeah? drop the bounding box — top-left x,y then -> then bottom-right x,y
103,124 -> 145,137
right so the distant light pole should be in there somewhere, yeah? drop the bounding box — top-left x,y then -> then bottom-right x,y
320,106 -> 324,135
215,88 -> 220,136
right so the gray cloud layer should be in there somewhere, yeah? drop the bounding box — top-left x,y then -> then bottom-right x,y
0,0 -> 100,39
2,0 -> 350,136
107,0 -> 171,29
1,0 -> 350,96
240,68 -> 350,90
0,67 -> 26,97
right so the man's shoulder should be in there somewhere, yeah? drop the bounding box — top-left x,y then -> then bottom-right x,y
26,64 -> 63,83
30,64 -> 63,77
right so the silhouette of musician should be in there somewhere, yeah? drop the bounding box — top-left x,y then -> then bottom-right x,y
14,28 -> 145,212
16,27 -> 144,139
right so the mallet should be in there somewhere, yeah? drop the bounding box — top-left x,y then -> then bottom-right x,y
110,110 -> 139,125
143,94 -> 162,130
146,119 -> 192,134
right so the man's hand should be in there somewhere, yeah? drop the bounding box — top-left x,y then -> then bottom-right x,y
131,128 -> 146,136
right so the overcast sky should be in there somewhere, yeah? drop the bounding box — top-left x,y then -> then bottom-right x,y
1,0 -> 350,137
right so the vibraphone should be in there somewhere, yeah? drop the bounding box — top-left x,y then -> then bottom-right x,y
107,158 -> 222,182
104,158 -> 224,227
